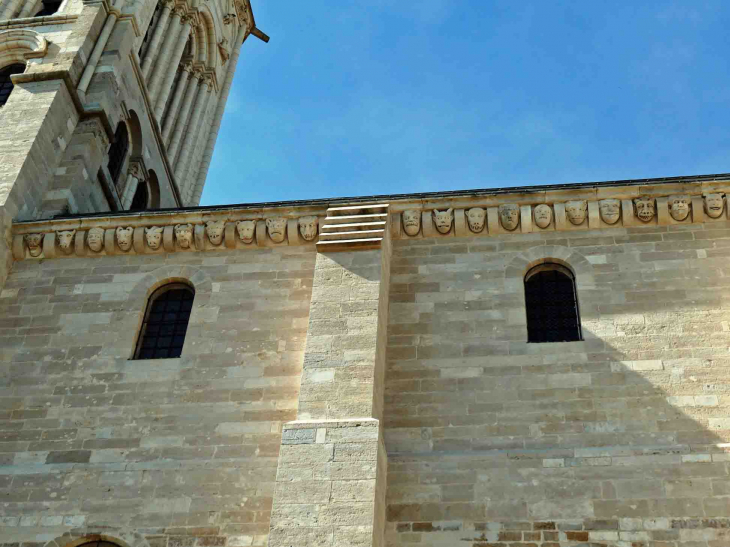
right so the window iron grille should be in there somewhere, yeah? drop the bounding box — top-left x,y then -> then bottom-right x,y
134,283 -> 194,360
524,263 -> 582,343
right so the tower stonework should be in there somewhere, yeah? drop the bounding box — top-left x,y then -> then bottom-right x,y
0,0 -> 264,290
4,177 -> 730,547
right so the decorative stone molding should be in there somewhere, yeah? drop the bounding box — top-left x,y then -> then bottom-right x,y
12,213 -> 324,260
12,180 -> 730,260
0,29 -> 48,67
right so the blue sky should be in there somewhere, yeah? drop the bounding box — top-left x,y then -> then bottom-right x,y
200,1 -> 730,206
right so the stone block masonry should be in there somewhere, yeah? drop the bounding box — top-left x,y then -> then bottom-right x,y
0,245 -> 315,546
5,177 -> 730,547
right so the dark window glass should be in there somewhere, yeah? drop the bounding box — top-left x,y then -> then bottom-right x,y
134,284 -> 194,360
130,182 -> 148,211
35,0 -> 62,16
525,264 -> 581,343
107,122 -> 129,184
0,64 -> 25,107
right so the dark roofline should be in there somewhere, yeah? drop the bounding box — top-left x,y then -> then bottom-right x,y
40,172 -> 730,222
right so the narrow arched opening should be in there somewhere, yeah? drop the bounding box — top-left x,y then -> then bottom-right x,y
107,122 -> 129,185
0,64 -> 25,107
134,282 -> 195,360
524,263 -> 582,343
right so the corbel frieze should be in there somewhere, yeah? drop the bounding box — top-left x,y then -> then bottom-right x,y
391,192 -> 730,239
12,213 -> 324,261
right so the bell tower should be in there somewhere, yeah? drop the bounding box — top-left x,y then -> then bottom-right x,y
0,0 -> 267,285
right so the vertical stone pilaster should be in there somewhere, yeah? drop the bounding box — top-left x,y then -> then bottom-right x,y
269,210 -> 391,547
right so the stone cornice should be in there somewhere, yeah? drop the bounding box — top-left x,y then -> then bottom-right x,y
10,175 -> 730,261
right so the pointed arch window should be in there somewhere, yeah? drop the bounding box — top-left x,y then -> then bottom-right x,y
134,283 -> 195,360
130,181 -> 148,211
107,122 -> 129,184
0,64 -> 25,107
524,263 -> 581,343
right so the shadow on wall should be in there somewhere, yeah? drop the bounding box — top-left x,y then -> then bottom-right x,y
383,231 -> 730,546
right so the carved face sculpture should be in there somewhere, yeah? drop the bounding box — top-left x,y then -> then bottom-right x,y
565,200 -> 588,225
174,224 -> 193,249
668,195 -> 690,221
466,207 -> 486,233
499,204 -> 520,231
25,233 -> 43,257
266,217 -> 287,243
599,199 -> 621,225
145,226 -> 163,250
432,208 -> 453,234
633,196 -> 655,223
235,220 -> 256,243
116,226 -> 133,251
533,204 -> 553,229
87,227 -> 104,253
298,216 -> 318,241
402,210 -> 421,236
206,221 -> 225,246
57,230 -> 76,255
705,193 -> 725,219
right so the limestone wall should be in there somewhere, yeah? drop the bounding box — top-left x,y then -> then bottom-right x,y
384,220 -> 730,546
0,245 -> 315,546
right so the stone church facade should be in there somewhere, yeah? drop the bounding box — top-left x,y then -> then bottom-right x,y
1,2 -> 730,547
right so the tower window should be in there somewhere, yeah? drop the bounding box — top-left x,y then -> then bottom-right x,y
35,0 -> 62,16
130,181 -> 148,211
134,283 -> 195,360
107,122 -> 129,184
524,263 -> 581,343
0,64 -> 25,107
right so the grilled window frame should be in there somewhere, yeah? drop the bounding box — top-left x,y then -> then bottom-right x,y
0,64 -> 25,107
133,283 -> 195,360
524,263 -> 582,343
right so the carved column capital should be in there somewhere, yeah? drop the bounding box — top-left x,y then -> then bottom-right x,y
184,11 -> 200,27
127,158 -> 147,182
173,5 -> 187,18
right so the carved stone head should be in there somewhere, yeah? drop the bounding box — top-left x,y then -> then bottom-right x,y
57,230 -> 76,255
205,220 -> 226,246
633,196 -> 655,223
87,227 -> 104,253
432,208 -> 453,234
668,195 -> 690,221
25,233 -> 43,257
298,216 -> 318,241
145,226 -> 163,250
116,226 -> 134,251
266,217 -> 287,243
533,204 -> 553,229
466,207 -> 486,233
599,199 -> 621,225
402,210 -> 421,236
565,200 -> 588,225
704,193 -> 725,219
174,224 -> 193,248
236,220 -> 256,243
499,204 -> 520,231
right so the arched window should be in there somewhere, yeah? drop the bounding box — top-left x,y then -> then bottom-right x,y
107,122 -> 129,184
35,0 -> 62,16
134,283 -> 194,360
524,263 -> 581,343
76,542 -> 121,547
130,182 -> 148,211
0,64 -> 25,107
